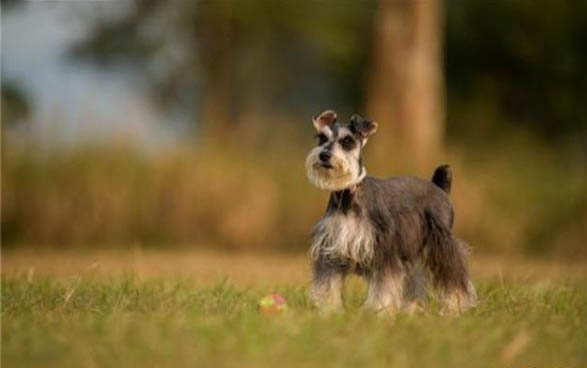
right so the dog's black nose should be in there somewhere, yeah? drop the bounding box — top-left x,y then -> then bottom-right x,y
319,151 -> 331,162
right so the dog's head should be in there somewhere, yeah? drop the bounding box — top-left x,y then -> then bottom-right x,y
306,109 -> 377,191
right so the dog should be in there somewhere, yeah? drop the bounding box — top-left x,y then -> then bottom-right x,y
306,109 -> 477,315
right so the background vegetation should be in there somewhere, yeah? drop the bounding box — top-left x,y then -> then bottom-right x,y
2,0 -> 586,257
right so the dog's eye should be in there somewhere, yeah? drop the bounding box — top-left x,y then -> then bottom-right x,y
340,136 -> 356,150
317,133 -> 328,145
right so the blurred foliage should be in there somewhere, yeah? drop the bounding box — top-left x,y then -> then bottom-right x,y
1,135 -> 321,250
69,0 -> 587,145
1,82 -> 30,126
445,0 -> 587,143
70,0 -> 374,120
2,133 -> 586,258
0,0 -> 24,10
2,1 -> 587,257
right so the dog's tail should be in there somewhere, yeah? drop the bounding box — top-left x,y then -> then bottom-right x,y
431,164 -> 452,194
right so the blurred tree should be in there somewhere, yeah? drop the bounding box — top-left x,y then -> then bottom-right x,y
0,0 -> 25,9
366,0 -> 444,165
1,82 -> 30,126
193,1 -> 235,135
70,0 -> 374,138
69,0 -> 587,149
1,82 -> 30,154
445,0 -> 587,144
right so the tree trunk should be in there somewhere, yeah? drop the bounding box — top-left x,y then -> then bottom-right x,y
366,0 -> 445,167
196,2 -> 235,140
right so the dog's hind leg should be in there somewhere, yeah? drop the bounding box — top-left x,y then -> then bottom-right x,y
440,271 -> 477,314
402,260 -> 429,312
425,211 -> 477,314
363,267 -> 405,316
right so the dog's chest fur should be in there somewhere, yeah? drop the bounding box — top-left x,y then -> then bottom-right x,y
311,203 -> 375,266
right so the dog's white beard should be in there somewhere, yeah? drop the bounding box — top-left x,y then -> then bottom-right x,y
305,148 -> 365,191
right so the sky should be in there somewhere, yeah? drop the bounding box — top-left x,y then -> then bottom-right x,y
1,1 -> 187,149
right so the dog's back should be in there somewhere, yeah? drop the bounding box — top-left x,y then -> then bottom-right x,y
359,170 -> 454,232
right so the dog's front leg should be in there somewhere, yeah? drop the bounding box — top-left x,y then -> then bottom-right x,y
310,259 -> 346,312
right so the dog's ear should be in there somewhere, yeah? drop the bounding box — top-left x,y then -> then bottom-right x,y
350,114 -> 378,138
312,110 -> 337,131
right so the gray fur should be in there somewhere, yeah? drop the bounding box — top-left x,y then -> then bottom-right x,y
307,111 -> 476,314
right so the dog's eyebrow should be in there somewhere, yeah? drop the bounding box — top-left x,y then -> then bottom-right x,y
336,126 -> 354,138
319,126 -> 335,140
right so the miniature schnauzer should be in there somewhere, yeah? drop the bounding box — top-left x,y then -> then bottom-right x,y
306,109 -> 477,314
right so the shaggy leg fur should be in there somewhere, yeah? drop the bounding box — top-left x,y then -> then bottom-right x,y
402,260 -> 429,312
425,210 -> 477,313
310,261 -> 346,312
363,269 -> 405,315
440,279 -> 477,314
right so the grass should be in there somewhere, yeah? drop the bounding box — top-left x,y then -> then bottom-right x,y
2,250 -> 587,367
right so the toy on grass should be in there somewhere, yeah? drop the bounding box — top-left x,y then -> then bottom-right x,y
258,293 -> 287,314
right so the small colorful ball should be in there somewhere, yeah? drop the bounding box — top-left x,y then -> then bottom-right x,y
258,293 -> 288,313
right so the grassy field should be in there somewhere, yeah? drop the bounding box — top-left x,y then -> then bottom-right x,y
2,249 -> 587,368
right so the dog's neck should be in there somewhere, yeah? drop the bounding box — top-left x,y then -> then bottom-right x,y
337,165 -> 366,193
351,166 -> 367,190
328,172 -> 366,215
